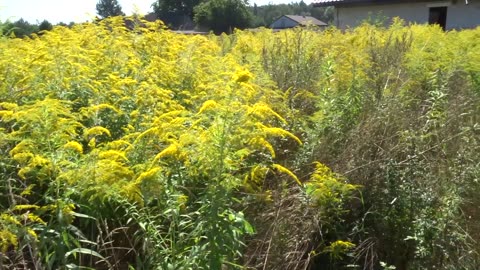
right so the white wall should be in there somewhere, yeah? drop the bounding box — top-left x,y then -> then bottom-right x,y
335,1 -> 480,30
271,17 -> 298,29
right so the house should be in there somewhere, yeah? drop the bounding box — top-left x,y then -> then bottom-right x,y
270,15 -> 328,29
313,0 -> 480,30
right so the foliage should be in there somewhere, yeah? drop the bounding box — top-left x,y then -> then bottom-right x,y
284,21 -> 480,270
153,0 -> 201,18
0,17 -> 346,269
96,0 -> 125,18
0,16 -> 479,270
1,18 -> 39,38
194,0 -> 253,34
0,18 -> 56,38
38,20 -> 53,32
152,0 -> 201,29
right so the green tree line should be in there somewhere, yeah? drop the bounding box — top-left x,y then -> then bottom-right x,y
0,19 -> 52,38
152,0 -> 333,32
1,0 -> 333,38
0,19 -> 77,38
98,0 -> 333,33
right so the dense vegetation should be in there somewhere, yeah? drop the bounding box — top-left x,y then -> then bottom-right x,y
2,1 -> 332,37
153,0 -> 332,32
0,19 -> 53,38
0,17 -> 479,270
96,0 -> 125,19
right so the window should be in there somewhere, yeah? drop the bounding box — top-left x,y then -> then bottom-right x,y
429,7 -> 447,30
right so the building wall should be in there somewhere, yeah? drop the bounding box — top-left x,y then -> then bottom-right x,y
335,1 -> 480,30
446,2 -> 480,29
270,17 -> 299,29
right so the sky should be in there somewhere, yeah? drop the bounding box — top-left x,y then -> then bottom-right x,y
0,0 -> 314,24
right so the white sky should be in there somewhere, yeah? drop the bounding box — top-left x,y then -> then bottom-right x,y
0,0 -> 314,24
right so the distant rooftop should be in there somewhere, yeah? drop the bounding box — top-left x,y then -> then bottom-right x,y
172,30 -> 208,35
313,0 -> 345,5
283,15 -> 328,26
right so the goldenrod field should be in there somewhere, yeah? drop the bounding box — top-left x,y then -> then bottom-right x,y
1,17 -> 479,269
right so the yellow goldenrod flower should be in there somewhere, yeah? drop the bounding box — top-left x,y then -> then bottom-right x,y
272,164 -> 301,185
197,100 -> 218,114
84,126 -> 111,138
63,141 -> 83,154
98,150 -> 128,162
153,143 -> 179,162
13,204 -> 40,211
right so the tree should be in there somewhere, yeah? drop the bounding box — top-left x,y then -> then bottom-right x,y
152,0 -> 202,29
2,19 -> 39,38
38,20 -> 53,32
153,0 -> 201,18
96,0 -> 125,18
194,0 -> 253,34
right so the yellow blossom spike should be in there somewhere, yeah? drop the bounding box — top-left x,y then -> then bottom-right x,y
272,164 -> 301,185
135,167 -> 161,184
257,123 -> 302,145
88,137 -> 96,149
27,229 -> 38,239
153,143 -> 179,163
13,204 -> 40,211
84,126 -> 111,139
20,184 -> 36,196
26,213 -> 47,225
197,100 -> 218,114
248,103 -> 287,124
250,137 -> 276,158
98,150 -> 128,162
0,214 -> 21,225
233,69 -> 253,83
63,141 -> 83,154
0,230 -> 18,252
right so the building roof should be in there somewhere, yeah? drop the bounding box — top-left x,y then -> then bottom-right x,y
283,15 -> 328,26
313,0 -> 346,6
313,0 -> 440,7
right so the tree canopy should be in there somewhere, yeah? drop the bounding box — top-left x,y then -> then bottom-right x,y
1,19 -> 39,38
0,19 -> 57,38
152,0 -> 201,18
152,0 -> 202,29
96,0 -> 125,18
38,20 -> 53,32
194,0 -> 253,34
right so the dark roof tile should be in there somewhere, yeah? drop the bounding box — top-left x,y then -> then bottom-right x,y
284,15 -> 328,26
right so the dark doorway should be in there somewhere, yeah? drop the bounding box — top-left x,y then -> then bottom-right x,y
429,7 -> 447,30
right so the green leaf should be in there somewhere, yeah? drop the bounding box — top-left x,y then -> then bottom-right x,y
71,212 -> 96,220
65,248 -> 106,261
243,220 -> 254,234
66,263 -> 96,270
